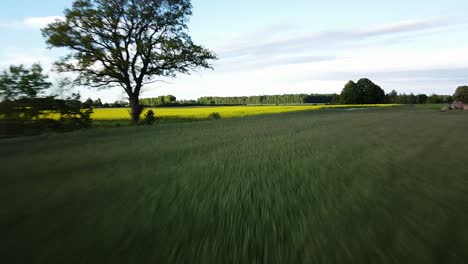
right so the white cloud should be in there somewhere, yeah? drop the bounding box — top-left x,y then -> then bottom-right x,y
0,47 -> 55,69
215,17 -> 447,61
23,16 -> 64,29
0,16 -> 64,29
358,18 -> 442,36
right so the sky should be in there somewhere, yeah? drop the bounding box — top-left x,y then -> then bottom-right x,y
1,0 -> 468,102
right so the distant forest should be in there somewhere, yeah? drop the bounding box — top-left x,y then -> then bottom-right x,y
138,94 -> 339,107
197,94 -> 340,105
136,92 -> 452,107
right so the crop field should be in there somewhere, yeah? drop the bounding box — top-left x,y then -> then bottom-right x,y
1,107 -> 468,263
79,104 -> 397,120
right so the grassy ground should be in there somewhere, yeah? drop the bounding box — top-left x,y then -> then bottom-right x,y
413,104 -> 447,110
1,107 -> 467,263
44,104 -> 398,121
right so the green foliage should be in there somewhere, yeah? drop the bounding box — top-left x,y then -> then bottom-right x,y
57,94 -> 93,129
454,86 -> 468,103
111,101 -> 129,107
386,90 -> 399,104
1,109 -> 468,263
84,97 -> 94,108
93,98 -> 103,108
0,93 -> 93,137
197,94 -> 339,105
416,94 -> 428,104
140,95 -> 177,106
357,78 -> 386,104
340,79 -> 385,104
426,94 -> 453,104
82,98 -> 105,108
406,93 -> 417,105
445,96 -> 454,104
340,81 -> 361,104
143,110 -> 156,125
0,64 -> 51,101
42,0 -> 217,122
165,95 -> 177,104
140,94 -> 340,107
0,64 -> 93,137
208,112 -> 221,119
387,92 -> 450,105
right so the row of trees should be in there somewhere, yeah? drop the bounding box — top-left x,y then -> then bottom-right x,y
385,91 -> 453,104
140,95 -> 177,106
80,77 -> 465,109
139,79 -> 460,107
339,78 -> 458,105
138,94 -> 339,107
196,94 -> 339,105
136,89 -> 456,107
83,98 -> 129,108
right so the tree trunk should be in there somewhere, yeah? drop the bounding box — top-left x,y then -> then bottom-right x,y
129,95 -> 143,123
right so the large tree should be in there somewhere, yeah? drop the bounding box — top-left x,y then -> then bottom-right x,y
42,0 -> 216,122
454,86 -> 468,104
339,78 -> 385,104
357,78 -> 385,104
340,81 -> 362,104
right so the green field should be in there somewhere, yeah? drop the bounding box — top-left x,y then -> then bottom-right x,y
1,107 -> 468,263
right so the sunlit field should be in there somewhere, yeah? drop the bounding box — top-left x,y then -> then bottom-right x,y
87,104 -> 398,120
2,107 -> 468,263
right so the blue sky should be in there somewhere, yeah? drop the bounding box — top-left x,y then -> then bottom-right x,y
1,0 -> 468,101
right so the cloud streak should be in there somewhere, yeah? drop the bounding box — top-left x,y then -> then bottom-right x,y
0,16 -> 63,29
357,18 -> 442,37
214,18 -> 453,71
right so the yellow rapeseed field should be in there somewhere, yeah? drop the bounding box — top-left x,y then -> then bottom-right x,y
87,104 -> 398,120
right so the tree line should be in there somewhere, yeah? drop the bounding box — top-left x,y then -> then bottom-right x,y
339,78 -> 455,105
139,94 -> 339,106
83,98 -> 129,108
385,91 -> 453,104
137,82 -> 454,107
197,94 -> 340,105
138,79 -> 460,107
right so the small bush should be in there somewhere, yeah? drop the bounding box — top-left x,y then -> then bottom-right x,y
0,95 -> 93,137
143,110 -> 156,125
208,112 -> 221,120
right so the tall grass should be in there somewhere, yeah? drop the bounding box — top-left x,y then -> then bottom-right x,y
1,108 -> 467,263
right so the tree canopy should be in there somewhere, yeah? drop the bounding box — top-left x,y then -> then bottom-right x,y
340,81 -> 361,104
454,86 -> 468,104
0,64 -> 51,101
42,0 -> 217,122
340,78 -> 385,104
